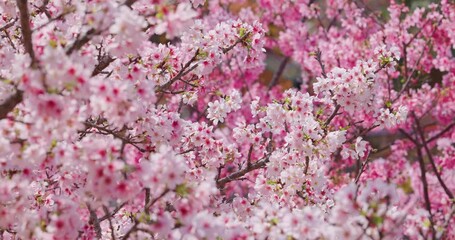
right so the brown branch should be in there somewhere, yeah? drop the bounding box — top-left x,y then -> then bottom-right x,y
122,220 -> 139,240
324,104 -> 341,127
102,205 -> 116,240
216,156 -> 270,189
144,188 -> 169,211
34,0 -> 50,18
354,153 -> 372,184
395,42 -> 427,100
87,204 -> 102,239
247,144 -> 254,168
0,90 -> 23,120
314,49 -> 327,78
267,56 -> 290,92
314,49 -> 342,128
158,49 -> 200,91
402,42 -> 408,80
157,32 -> 251,94
400,127 -> 436,239
0,18 -> 17,32
92,55 -> 115,77
415,142 -> 436,239
144,187 -> 151,214
82,121 -> 146,152
393,20 -> 440,103
32,8 -> 75,32
398,128 -> 419,146
404,18 -> 432,48
66,28 -> 96,55
124,0 -> 138,8
414,116 -> 454,200
439,206 -> 455,240
221,32 -> 250,54
304,156 -> 310,175
16,0 -> 37,67
99,201 -> 127,222
426,121 -> 455,144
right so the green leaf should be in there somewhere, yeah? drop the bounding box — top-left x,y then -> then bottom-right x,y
175,183 -> 189,197
385,101 -> 392,108
138,212 -> 151,223
398,178 -> 414,194
423,219 -> 431,228
238,27 -> 247,38
269,217 -> 279,226
371,215 -> 384,226
49,39 -> 58,48
266,180 -> 278,185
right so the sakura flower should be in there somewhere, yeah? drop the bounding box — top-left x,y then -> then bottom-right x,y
207,100 -> 228,125
355,137 -> 368,158
108,6 -> 147,57
154,3 -> 198,39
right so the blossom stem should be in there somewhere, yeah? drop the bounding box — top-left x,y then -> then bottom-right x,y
414,115 -> 454,200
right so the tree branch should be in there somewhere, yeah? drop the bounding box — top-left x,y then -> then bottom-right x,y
314,49 -> 327,78
0,90 -> 23,120
102,205 -> 116,240
124,0 -> 138,8
216,156 -> 270,189
99,201 -> 127,222
144,188 -> 169,212
415,142 -> 436,239
0,18 -> 17,32
92,55 -> 115,76
414,115 -> 454,200
16,0 -> 37,67
324,104 -> 341,127
400,125 -> 436,239
221,32 -> 250,54
66,28 -> 97,55
267,56 -> 289,93
82,121 -> 146,152
87,203 -> 102,239
426,121 -> 455,144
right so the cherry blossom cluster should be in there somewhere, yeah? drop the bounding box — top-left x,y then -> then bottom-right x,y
0,0 -> 454,239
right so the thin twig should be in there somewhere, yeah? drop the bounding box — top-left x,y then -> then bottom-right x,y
33,8 -> 75,32
144,189 -> 170,211
92,55 -> 115,76
82,121 -> 146,152
102,205 -> 116,240
324,104 -> 341,127
400,126 -> 436,239
414,115 -> 454,200
0,18 -> 17,32
267,56 -> 290,92
438,205 -> 455,240
304,156 -> 310,175
87,203 -> 102,239
247,145 -> 254,168
415,142 -> 436,239
66,28 -> 97,55
144,188 -> 151,214
99,201 -> 127,222
426,121 -> 455,144
314,49 -> 327,78
221,32 -> 250,54
216,155 -> 270,189
122,220 -> 139,240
